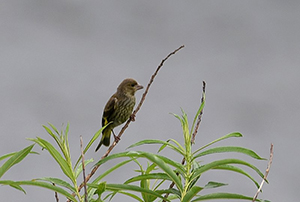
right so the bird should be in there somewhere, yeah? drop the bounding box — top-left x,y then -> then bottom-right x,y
95,78 -> 143,151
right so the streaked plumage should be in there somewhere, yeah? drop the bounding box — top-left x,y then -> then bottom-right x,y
95,78 -> 143,151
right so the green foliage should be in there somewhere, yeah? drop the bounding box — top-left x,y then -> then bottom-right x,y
0,123 -> 106,202
0,89 -> 269,202
92,91 -> 268,201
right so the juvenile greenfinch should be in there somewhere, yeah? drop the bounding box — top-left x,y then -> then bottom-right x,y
95,78 -> 143,151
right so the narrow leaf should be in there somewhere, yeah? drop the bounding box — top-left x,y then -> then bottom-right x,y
213,165 -> 260,188
127,139 -> 185,156
36,138 -> 75,183
140,152 -> 183,192
0,180 -> 26,193
191,159 -> 264,183
15,180 -> 77,201
191,192 -> 260,201
106,184 -> 170,201
42,125 -> 61,149
38,177 -> 76,192
125,173 -> 171,184
194,146 -> 266,160
203,181 -> 228,189
106,190 -> 144,202
0,145 -> 34,178
182,186 -> 203,202
193,132 -> 242,154
48,123 -> 60,136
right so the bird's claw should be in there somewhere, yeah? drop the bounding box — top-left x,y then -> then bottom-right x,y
130,114 -> 136,122
112,130 -> 120,142
114,134 -> 120,142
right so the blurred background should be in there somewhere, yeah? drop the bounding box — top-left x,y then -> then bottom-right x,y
1,1 -> 299,201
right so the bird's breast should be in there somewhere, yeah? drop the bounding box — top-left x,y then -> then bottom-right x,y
111,96 -> 136,126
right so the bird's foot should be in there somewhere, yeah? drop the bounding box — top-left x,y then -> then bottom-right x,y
112,130 -> 120,142
130,113 -> 136,122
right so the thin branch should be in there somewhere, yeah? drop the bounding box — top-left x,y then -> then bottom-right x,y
191,81 -> 206,144
53,183 -> 59,202
252,143 -> 274,202
70,45 -> 185,199
80,136 -> 88,202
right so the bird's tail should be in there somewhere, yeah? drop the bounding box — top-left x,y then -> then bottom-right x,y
95,128 -> 111,151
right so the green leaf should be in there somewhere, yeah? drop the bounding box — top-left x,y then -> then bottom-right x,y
15,180 -> 77,201
95,181 -> 106,196
95,151 -> 185,181
193,132 -> 243,155
159,139 -> 185,154
35,138 -> 75,184
28,138 -> 46,148
95,151 -> 185,173
105,190 -> 143,202
0,153 -> 17,162
38,177 -> 76,192
191,192 -> 260,201
127,139 -> 185,156
182,186 -> 203,202
0,180 -> 26,193
42,125 -> 62,149
125,173 -> 171,184
194,146 -> 266,160
104,184 -> 170,201
48,122 -> 60,136
65,122 -> 70,137
171,113 -> 184,125
213,165 -> 260,188
188,161 -> 201,190
139,152 -> 183,193
191,159 -> 264,183
0,144 -> 34,178
155,155 -> 185,175
203,181 -> 228,189
95,151 -> 185,192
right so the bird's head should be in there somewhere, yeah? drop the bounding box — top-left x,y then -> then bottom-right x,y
117,78 -> 143,96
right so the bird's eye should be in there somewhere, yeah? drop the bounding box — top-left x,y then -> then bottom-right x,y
131,83 -> 135,87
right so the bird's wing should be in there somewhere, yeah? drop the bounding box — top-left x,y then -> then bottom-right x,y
102,95 -> 118,126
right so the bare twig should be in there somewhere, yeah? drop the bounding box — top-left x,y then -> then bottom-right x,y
252,143 -> 274,202
80,136 -> 88,202
69,45 -> 185,199
53,183 -> 59,202
191,81 -> 206,144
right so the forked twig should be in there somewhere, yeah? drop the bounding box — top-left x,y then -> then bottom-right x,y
69,45 -> 185,200
252,143 -> 274,202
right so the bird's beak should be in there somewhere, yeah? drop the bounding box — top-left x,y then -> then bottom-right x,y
135,84 -> 143,91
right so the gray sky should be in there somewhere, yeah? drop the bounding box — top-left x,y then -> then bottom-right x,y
1,1 -> 299,201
